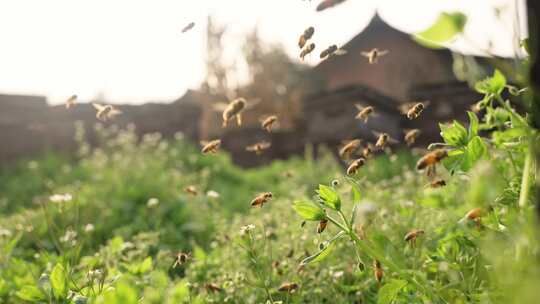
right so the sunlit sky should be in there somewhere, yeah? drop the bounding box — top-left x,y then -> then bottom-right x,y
0,0 -> 526,105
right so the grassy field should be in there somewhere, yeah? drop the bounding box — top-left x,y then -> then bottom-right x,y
1,98 -> 539,304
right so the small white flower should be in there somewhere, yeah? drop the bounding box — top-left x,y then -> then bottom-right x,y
60,229 -> 77,245
0,228 -> 12,237
49,193 -> 73,203
84,223 -> 95,233
240,224 -> 256,235
147,198 -> 159,208
206,190 -> 220,198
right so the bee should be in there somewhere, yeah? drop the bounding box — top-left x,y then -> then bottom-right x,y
172,252 -> 191,268
459,207 -> 483,227
362,144 -> 373,158
354,105 -> 374,123
181,22 -> 195,33
222,98 -> 247,127
204,283 -> 223,293
373,260 -> 383,283
374,132 -> 397,150
92,103 -> 122,121
339,139 -> 362,159
319,44 -> 347,60
416,149 -> 448,176
200,139 -> 221,154
404,229 -> 424,245
404,129 -> 421,146
298,26 -> 314,49
428,179 -> 446,188
300,43 -> 315,60
250,192 -> 273,208
361,48 -> 389,64
317,219 -> 328,233
246,141 -> 271,155
401,102 -> 428,120
316,0 -> 347,12
184,185 -> 198,196
65,94 -> 77,109
346,158 -> 366,175
261,115 -> 278,132
278,282 -> 299,293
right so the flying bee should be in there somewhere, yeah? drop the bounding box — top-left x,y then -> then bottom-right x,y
298,26 -> 314,49
222,98 -> 247,127
65,94 -> 77,109
250,192 -> 273,208
346,158 -> 366,175
300,43 -> 315,60
361,48 -> 389,64
92,103 -> 122,121
317,219 -> 328,233
200,139 -> 221,154
404,229 -> 424,246
404,129 -> 421,146
373,132 -> 398,150
319,44 -> 347,60
427,179 -> 446,188
362,144 -> 373,159
246,141 -> 271,155
373,260 -> 383,283
184,185 -> 198,196
339,139 -> 362,159
261,115 -> 278,132
278,282 -> 299,293
401,101 -> 429,120
172,252 -> 191,268
204,283 -> 223,293
354,105 -> 374,123
459,207 -> 483,227
181,22 -> 195,33
316,0 -> 347,12
416,149 -> 448,176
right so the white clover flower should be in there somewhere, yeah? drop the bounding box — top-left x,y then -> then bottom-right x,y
49,193 -> 73,203
206,190 -> 220,198
147,198 -> 159,208
84,223 -> 95,233
0,227 -> 12,237
240,224 -> 256,235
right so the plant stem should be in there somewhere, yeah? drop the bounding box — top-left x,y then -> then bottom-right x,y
518,149 -> 533,208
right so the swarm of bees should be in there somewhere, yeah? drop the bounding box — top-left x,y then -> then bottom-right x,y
346,158 -> 365,175
404,129 -> 421,146
222,98 -> 247,127
416,149 -> 448,176
354,105 -> 374,123
92,103 -> 122,121
401,101 -> 429,120
261,115 -> 278,132
374,132 -> 397,150
250,192 -> 273,208
298,26 -> 315,49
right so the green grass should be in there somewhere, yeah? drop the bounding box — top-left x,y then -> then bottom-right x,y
0,117 -> 538,304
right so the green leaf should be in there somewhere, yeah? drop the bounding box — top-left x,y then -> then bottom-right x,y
439,120 -> 468,146
350,183 -> 361,203
317,184 -> 341,210
51,263 -> 67,299
377,280 -> 407,304
466,136 -> 487,166
139,257 -> 153,274
292,201 -> 326,221
16,285 -> 46,302
467,111 -> 479,140
414,12 -> 467,49
475,69 -> 506,95
169,280 -> 190,302
350,203 -> 359,227
300,239 -> 336,265
104,281 -> 138,304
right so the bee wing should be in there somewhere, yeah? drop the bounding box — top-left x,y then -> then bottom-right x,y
245,145 -> 257,151
211,102 -> 229,112
334,49 -> 348,56
378,50 -> 389,56
387,136 -> 399,144
360,51 -> 371,58
110,108 -> 122,115
371,130 -> 384,137
399,103 -> 413,114
244,97 -> 262,110
92,103 -> 105,111
260,141 -> 271,149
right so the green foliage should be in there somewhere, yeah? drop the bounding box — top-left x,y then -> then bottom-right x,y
377,280 -> 407,304
50,263 -> 67,299
317,184 -> 341,210
414,12 -> 467,48
292,200 -> 326,221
